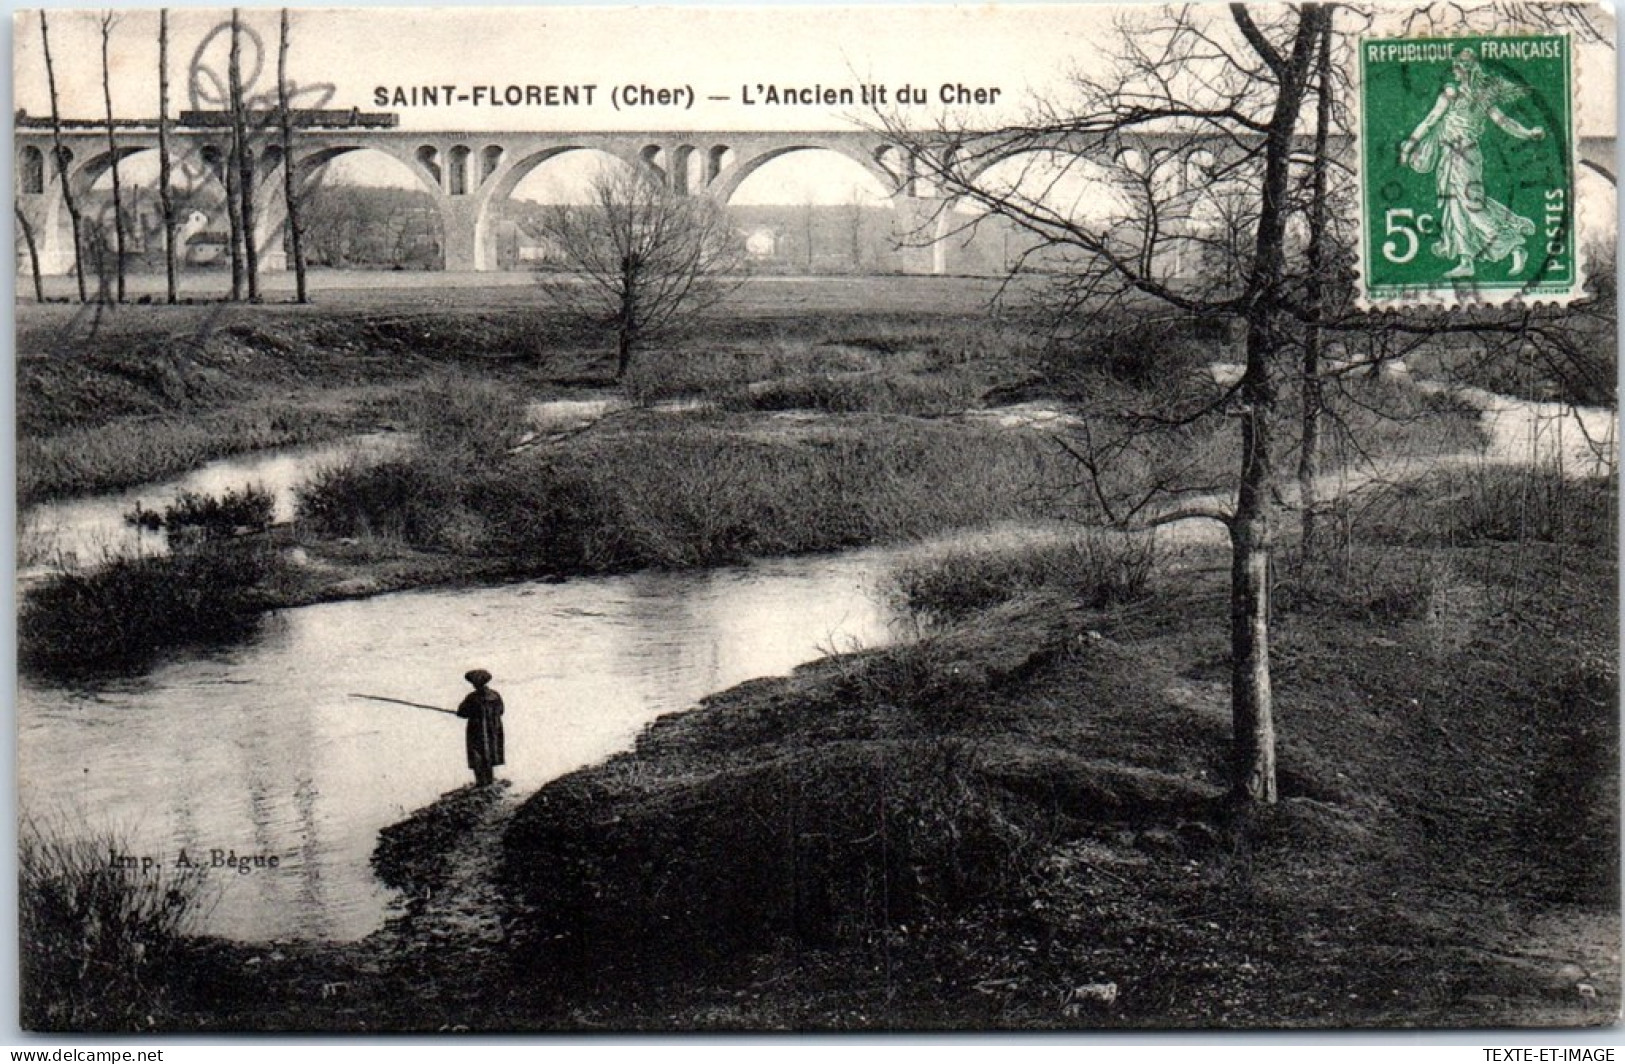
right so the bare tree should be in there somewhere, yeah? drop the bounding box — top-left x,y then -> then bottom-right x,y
16,204 -> 45,302
886,4 -> 1331,804
159,8 -> 178,304
39,11 -> 87,303
887,2 -> 1616,804
535,166 -> 742,381
800,197 -> 817,273
229,8 -> 260,301
278,7 -> 309,302
98,11 -> 127,304
845,188 -> 868,271
223,139 -> 245,300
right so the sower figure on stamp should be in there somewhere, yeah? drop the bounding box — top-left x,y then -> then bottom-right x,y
1399,49 -> 1545,280
457,669 -> 505,787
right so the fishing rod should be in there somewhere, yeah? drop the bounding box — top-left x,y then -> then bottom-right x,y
348,693 -> 459,717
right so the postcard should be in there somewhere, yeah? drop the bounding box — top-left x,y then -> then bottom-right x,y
12,1 -> 1619,1034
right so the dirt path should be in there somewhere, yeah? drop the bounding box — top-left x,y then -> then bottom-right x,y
376,783 -> 521,950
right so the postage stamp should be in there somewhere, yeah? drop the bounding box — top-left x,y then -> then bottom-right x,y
1358,34 -> 1579,306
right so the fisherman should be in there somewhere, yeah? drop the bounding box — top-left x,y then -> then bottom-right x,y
457,669 -> 506,787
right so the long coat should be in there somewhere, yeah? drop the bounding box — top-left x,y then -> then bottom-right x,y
457,687 -> 506,771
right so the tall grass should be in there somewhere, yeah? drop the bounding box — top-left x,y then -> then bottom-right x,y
301,412 -> 1082,571
125,484 -> 276,544
1333,464 -> 1616,549
20,817 -> 215,1031
19,406 -> 353,506
886,530 -> 1160,629
366,372 -> 528,462
1277,547 -> 1460,623
724,369 -> 980,416
618,329 -> 1026,412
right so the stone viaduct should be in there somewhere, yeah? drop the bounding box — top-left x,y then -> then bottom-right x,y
14,110 -> 1617,277
14,112 -> 941,275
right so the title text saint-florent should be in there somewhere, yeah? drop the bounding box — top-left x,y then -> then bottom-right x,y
374,84 -> 598,107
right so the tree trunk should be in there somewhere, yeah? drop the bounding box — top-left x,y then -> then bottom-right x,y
230,10 -> 260,301
1227,4 -> 1326,804
1299,12 -> 1334,562
225,138 -> 245,300
40,12 -> 87,304
617,326 -> 636,380
278,8 -> 309,303
16,204 -> 45,303
100,14 -> 127,304
1231,367 -> 1278,804
159,8 -> 178,305
617,253 -> 639,379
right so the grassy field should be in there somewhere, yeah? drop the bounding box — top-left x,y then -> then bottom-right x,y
16,276 -> 1029,500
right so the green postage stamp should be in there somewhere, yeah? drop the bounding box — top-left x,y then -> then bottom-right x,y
1358,34 -> 1579,306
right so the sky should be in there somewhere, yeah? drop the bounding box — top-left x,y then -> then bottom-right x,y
11,6 -> 1099,133
10,4 -> 1618,207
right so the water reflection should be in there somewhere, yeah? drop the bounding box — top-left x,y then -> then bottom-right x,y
18,552 -> 897,942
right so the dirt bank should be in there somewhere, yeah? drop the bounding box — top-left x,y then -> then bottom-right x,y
483,535 -> 1616,1029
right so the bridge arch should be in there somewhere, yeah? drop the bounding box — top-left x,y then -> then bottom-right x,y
480,145 -> 503,183
247,144 -> 446,270
68,144 -> 180,201
475,144 -> 644,271
707,145 -> 734,185
290,144 -> 443,198
709,143 -> 901,204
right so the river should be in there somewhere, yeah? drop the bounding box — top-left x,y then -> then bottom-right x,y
18,433 -> 405,575
18,551 -> 898,942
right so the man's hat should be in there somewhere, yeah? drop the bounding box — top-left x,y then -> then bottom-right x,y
465,669 -> 493,686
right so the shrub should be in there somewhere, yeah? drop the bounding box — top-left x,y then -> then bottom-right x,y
19,541 -> 283,676
888,530 -> 1159,628
1056,309 -> 1225,391
407,375 -> 527,462
1438,466 -> 1616,546
298,456 -> 459,544
124,484 -> 275,544
298,419 -> 1082,572
1277,548 -> 1458,623
20,818 -> 215,1031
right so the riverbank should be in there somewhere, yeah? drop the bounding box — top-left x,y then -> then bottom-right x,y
88,476 -> 1615,1029
487,512 -> 1617,1029
16,375 -> 1489,679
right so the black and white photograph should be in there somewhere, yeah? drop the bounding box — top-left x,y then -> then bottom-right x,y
10,1 -> 1620,1034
